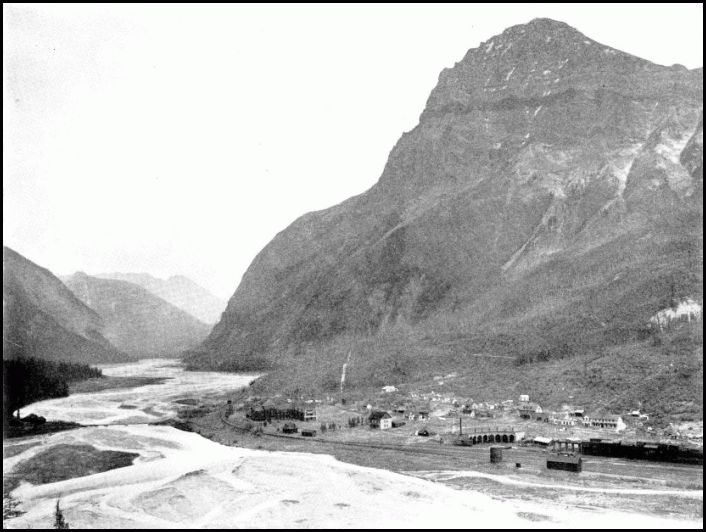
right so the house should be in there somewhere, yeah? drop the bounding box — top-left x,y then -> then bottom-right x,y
369,411 -> 392,430
533,412 -> 551,422
519,394 -> 529,403
417,410 -> 430,421
282,422 -> 298,434
301,429 -> 317,437
553,417 -> 576,427
519,403 -> 542,419
416,427 -> 432,437
569,408 -> 585,418
590,415 -> 626,431
303,409 -> 317,422
551,412 -> 577,426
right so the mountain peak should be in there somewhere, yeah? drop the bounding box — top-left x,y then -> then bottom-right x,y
503,17 -> 584,39
468,18 -> 592,59
420,18 -> 691,122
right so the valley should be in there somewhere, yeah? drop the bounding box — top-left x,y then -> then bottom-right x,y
3,10 -> 703,530
3,359 -> 702,528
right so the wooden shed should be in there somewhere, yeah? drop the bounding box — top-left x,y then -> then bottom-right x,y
547,453 -> 582,472
282,422 -> 298,434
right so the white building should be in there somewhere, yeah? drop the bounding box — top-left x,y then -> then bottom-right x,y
590,415 -> 626,432
369,411 -> 392,430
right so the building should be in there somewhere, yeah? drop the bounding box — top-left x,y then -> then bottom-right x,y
282,422 -> 298,434
417,410 -> 430,421
303,409 -> 317,422
590,415 -> 626,431
369,411 -> 392,430
551,413 -> 577,426
519,403 -> 543,419
519,394 -> 530,403
547,453 -> 582,472
247,405 -> 267,422
533,436 -> 553,447
553,417 -> 576,426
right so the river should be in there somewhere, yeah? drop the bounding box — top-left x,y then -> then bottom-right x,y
2,359 -> 702,528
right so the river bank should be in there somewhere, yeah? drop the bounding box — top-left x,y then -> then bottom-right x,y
3,359 -> 702,529
181,403 -> 704,524
69,375 -> 169,394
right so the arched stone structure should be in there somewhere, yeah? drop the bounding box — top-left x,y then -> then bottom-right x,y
456,427 -> 518,446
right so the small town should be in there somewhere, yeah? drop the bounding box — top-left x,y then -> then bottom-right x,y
180,383 -> 703,471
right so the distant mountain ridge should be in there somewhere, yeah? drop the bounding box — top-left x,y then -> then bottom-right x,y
95,272 -> 226,324
63,272 -> 212,358
2,247 -> 129,364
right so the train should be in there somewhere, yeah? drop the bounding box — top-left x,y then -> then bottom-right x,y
579,438 -> 703,465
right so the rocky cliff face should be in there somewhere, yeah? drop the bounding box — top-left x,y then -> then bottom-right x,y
186,19 -> 703,400
63,273 -> 211,358
2,247 -> 128,364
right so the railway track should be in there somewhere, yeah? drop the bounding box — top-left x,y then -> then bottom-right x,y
212,409 -> 703,472
216,408 -> 522,460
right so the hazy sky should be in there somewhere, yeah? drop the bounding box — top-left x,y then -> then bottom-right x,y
3,3 -> 703,299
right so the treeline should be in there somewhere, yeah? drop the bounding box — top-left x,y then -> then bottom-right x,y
3,357 -> 103,421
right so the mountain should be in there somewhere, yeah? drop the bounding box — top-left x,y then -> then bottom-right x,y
95,273 -> 226,324
185,19 -> 702,419
2,247 -> 128,364
63,272 -> 211,358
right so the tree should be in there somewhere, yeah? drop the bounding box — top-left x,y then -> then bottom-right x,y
3,496 -> 23,520
54,499 -> 69,529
